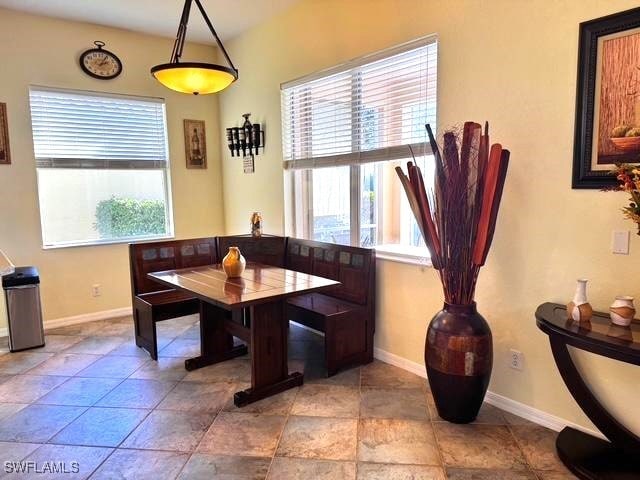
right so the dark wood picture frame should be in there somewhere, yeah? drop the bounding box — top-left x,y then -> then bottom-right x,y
573,7 -> 640,189
0,103 -> 10,165
184,119 -> 207,169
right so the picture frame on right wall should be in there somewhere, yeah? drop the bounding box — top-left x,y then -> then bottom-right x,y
573,7 -> 640,189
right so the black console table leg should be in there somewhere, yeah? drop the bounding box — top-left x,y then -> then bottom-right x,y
549,336 -> 640,479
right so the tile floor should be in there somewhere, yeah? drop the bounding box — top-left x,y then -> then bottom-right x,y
0,315 -> 577,479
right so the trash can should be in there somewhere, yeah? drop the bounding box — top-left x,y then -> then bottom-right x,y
2,266 -> 45,352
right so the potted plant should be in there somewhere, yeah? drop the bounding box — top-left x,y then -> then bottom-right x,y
396,122 -> 510,423
607,164 -> 640,235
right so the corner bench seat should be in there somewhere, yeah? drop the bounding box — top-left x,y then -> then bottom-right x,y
287,292 -> 362,317
136,289 -> 196,306
129,237 -> 219,360
283,238 -> 375,376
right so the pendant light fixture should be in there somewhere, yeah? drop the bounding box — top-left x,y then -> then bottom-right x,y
151,0 -> 238,95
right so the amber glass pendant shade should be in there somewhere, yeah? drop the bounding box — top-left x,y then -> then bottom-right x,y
152,0 -> 238,95
151,63 -> 237,95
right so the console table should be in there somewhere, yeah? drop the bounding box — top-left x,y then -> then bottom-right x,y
536,302 -> 639,480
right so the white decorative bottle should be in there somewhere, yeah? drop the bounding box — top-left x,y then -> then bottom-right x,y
567,279 -> 593,323
609,296 -> 635,327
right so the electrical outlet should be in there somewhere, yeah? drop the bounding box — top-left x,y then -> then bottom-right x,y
92,284 -> 101,297
509,349 -> 523,370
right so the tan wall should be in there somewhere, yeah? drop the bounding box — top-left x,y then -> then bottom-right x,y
217,0 -> 640,434
0,8 -> 224,325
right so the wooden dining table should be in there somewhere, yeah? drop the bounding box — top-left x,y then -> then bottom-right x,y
148,262 -> 339,406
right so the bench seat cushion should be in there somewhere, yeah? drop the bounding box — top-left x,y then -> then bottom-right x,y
287,292 -> 363,317
137,289 -> 196,307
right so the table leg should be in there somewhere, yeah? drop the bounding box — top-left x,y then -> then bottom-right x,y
556,427 -> 640,480
185,301 -> 248,371
234,299 -> 303,406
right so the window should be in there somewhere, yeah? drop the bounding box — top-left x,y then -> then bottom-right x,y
281,36 -> 437,262
29,87 -> 173,248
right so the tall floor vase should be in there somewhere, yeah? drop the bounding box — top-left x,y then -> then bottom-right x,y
425,302 -> 493,423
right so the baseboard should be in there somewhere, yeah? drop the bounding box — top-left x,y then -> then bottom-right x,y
0,306 -> 132,337
373,346 -> 604,439
44,307 -> 133,331
374,347 -> 427,377
484,390 -> 605,439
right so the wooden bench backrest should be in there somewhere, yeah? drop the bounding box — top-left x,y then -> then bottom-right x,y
218,235 -> 287,267
286,238 -> 374,306
129,237 -> 218,295
129,235 -> 373,305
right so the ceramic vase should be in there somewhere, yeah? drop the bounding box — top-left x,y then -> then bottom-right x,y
609,296 -> 635,327
250,212 -> 262,237
566,279 -> 593,323
222,246 -> 246,278
425,302 -> 493,424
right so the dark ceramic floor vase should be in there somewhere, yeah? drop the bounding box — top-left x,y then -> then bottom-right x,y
426,302 -> 493,423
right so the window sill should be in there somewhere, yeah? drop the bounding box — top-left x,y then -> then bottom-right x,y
42,233 -> 175,250
374,244 -> 432,267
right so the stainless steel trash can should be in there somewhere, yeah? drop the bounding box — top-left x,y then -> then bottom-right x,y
2,266 -> 45,352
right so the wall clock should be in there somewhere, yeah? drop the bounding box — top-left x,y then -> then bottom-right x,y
79,41 -> 122,80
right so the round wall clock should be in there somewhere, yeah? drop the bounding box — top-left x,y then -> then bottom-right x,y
79,41 -> 122,80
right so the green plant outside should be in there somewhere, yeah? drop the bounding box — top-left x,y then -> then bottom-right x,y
94,197 -> 166,238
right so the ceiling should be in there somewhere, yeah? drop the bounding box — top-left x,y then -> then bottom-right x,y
0,0 -> 300,43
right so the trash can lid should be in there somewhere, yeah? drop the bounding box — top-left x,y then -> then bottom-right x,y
2,266 -> 40,288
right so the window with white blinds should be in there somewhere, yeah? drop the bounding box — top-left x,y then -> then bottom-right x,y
281,35 -> 437,170
29,87 -> 173,248
29,87 -> 168,169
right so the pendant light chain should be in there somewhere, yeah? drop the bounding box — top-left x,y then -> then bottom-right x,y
170,0 -> 192,63
193,0 -> 237,74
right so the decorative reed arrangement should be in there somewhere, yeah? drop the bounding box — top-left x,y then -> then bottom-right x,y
396,122 -> 510,305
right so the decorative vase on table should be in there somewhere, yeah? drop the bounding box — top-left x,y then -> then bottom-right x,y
396,121 -> 510,423
566,279 -> 593,324
609,295 -> 635,327
250,212 -> 262,237
222,246 -> 246,278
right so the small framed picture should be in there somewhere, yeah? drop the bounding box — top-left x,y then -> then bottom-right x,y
573,7 -> 640,188
0,103 -> 10,165
184,119 -> 207,169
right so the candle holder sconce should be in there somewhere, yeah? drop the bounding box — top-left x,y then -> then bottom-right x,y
226,113 -> 265,157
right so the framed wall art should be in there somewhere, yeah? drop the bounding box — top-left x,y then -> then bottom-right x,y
0,103 -> 10,165
184,119 -> 207,169
573,7 -> 640,188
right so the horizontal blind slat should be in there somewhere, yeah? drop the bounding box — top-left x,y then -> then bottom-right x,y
29,88 -> 169,168
281,40 -> 437,164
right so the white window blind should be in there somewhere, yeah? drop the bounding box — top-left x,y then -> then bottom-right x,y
281,36 -> 437,170
29,87 -> 168,169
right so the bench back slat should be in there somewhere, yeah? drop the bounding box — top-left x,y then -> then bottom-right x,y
130,235 -> 373,307
218,235 -> 287,267
129,237 -> 218,295
285,238 -> 374,306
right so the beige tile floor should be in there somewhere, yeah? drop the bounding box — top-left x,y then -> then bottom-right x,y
0,315 -> 578,479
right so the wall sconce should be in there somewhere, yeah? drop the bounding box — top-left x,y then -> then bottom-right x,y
226,113 -> 264,157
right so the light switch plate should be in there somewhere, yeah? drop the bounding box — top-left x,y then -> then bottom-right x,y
612,231 -> 630,255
